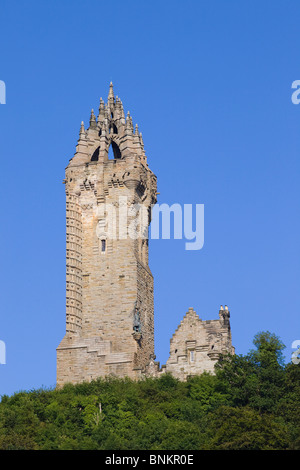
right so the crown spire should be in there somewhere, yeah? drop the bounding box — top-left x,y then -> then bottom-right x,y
108,81 -> 114,105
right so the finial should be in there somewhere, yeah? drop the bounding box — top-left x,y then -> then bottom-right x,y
135,123 -> 139,135
224,305 -> 228,311
98,98 -> 105,122
139,132 -> 144,149
220,305 -> 223,310
79,121 -> 85,134
108,82 -> 114,102
102,117 -> 108,136
125,112 -> 133,134
120,101 -> 125,120
89,109 -> 97,129
118,100 -> 125,122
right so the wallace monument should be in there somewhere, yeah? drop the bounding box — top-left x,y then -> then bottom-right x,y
56,83 -> 234,386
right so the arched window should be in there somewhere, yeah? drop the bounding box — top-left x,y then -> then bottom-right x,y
91,146 -> 100,161
108,141 -> 121,160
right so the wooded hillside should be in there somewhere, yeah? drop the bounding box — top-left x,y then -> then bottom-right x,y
0,332 -> 299,450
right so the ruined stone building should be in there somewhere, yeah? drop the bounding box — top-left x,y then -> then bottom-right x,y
56,83 -> 234,387
163,306 -> 234,381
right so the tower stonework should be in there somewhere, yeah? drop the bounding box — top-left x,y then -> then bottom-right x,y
56,83 -> 157,386
57,83 -> 235,386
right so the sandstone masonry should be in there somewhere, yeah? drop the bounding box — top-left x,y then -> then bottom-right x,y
56,83 -> 234,386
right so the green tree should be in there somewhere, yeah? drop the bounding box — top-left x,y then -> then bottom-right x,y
248,331 -> 285,412
204,406 -> 289,450
215,331 -> 286,413
276,362 -> 300,449
215,353 -> 259,407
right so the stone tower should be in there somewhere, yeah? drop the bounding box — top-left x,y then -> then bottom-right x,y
56,83 -> 157,386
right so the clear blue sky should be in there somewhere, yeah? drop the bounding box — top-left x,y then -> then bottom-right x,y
0,0 -> 299,396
